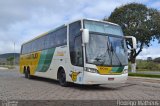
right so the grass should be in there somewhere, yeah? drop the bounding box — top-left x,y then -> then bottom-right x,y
129,73 -> 160,78
137,60 -> 160,71
128,60 -> 160,72
136,69 -> 160,72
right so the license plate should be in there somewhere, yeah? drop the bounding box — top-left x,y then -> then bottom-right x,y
108,78 -> 114,81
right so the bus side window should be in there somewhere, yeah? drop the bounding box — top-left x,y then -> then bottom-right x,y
55,27 -> 67,46
44,34 -> 50,49
69,21 -> 83,66
74,36 -> 83,66
21,45 -> 24,54
50,31 -> 56,47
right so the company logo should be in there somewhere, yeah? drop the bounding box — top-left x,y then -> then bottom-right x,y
56,51 -> 64,56
69,71 -> 81,82
97,66 -> 112,74
99,67 -> 109,70
26,53 -> 38,59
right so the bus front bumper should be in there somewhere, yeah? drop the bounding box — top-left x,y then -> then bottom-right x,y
83,71 -> 128,85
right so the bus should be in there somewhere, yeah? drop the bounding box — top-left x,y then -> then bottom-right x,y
20,19 -> 136,86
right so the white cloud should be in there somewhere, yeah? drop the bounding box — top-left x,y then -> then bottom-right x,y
137,46 -> 160,59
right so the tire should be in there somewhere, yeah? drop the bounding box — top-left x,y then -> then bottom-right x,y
58,69 -> 68,87
24,69 -> 29,78
92,84 -> 100,87
28,71 -> 32,79
25,67 -> 32,79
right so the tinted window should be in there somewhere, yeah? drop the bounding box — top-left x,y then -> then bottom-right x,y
22,26 -> 67,54
49,31 -> 55,47
49,26 -> 67,48
55,27 -> 67,46
44,34 -> 50,49
22,42 -> 31,54
39,37 -> 45,50
84,20 -> 123,36
28,42 -> 32,53
21,45 -> 25,54
69,21 -> 83,66
74,36 -> 83,66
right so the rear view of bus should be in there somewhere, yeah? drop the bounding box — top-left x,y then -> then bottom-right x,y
20,19 -> 136,86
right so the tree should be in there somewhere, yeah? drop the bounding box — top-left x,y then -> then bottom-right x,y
6,56 -> 14,65
105,3 -> 160,72
147,57 -> 152,61
154,57 -> 160,63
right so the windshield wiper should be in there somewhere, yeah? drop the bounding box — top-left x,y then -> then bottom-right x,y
94,56 -> 105,65
95,39 -> 112,66
95,57 -> 102,61
110,44 -> 123,66
95,56 -> 104,63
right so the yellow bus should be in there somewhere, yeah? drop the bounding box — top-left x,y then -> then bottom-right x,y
20,19 -> 136,86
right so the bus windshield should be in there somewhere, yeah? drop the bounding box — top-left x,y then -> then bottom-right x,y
86,34 -> 128,66
84,20 -> 123,36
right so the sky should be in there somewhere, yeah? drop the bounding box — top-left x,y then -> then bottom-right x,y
0,0 -> 159,59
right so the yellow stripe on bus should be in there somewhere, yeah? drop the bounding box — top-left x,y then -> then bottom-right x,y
19,51 -> 41,75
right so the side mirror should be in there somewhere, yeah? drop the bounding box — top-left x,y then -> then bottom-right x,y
81,29 -> 89,44
125,36 -> 137,49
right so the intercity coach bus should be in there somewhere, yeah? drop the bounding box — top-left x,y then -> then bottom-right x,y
20,19 -> 136,86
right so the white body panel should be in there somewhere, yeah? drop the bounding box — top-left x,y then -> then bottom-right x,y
26,19 -> 129,85
83,72 -> 128,84
34,45 -> 128,85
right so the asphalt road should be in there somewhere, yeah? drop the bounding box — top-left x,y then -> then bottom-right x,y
0,68 -> 160,100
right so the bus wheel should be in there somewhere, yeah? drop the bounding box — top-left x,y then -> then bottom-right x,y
92,84 -> 100,87
24,69 -> 29,78
58,69 -> 67,87
25,67 -> 32,79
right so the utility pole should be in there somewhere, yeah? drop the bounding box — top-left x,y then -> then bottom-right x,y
14,42 -> 15,67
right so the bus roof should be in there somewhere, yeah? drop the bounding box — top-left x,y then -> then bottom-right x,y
22,18 -> 119,45
22,24 -> 65,45
69,18 -> 119,26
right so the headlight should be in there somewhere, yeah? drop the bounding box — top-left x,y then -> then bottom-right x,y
84,67 -> 98,73
123,69 -> 128,74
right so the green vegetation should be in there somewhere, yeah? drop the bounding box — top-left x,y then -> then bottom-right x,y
136,60 -> 160,71
0,53 -> 19,66
0,53 -> 19,69
7,56 -> 14,65
128,59 -> 160,71
129,60 -> 160,78
129,73 -> 160,78
0,56 -> 15,69
0,53 -> 19,59
154,57 -> 160,63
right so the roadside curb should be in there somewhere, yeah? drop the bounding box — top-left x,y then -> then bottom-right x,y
129,76 -> 160,80
0,67 -> 8,70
